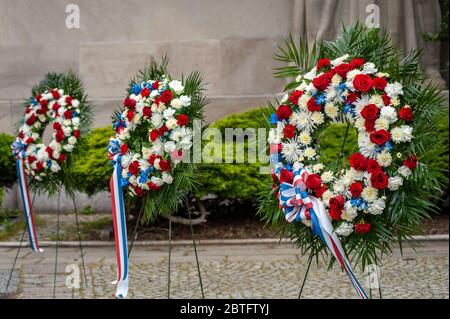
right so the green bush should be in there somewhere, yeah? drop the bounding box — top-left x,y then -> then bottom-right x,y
0,133 -> 17,188
72,126 -> 114,195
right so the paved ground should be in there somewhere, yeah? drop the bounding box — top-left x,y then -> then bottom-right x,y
0,240 -> 448,299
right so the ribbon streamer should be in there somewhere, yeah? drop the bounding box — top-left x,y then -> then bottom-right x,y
108,140 -> 128,298
278,167 -> 368,299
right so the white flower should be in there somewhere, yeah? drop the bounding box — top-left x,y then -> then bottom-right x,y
298,94 -> 310,110
369,94 -> 384,107
164,141 -> 176,153
150,90 -> 159,98
163,107 -> 176,119
388,176 -> 403,191
398,165 -> 412,177
321,190 -> 334,205
358,133 -> 377,158
335,222 -> 354,237
368,198 -> 386,215
68,136 -> 77,145
299,132 -> 311,145
311,112 -> 324,125
380,106 -> 398,123
342,204 -> 358,222
303,68 -> 317,80
362,62 -> 378,74
151,113 -> 163,128
312,163 -> 324,172
333,180 -> 346,193
139,159 -> 150,171
151,176 -> 163,186
180,95 -> 191,107
63,144 -> 74,152
170,98 -> 182,109
169,80 -> 184,94
324,103 -> 339,119
321,171 -> 334,183
166,117 -> 178,130
331,54 -> 349,67
385,82 -> 403,98
142,147 -> 152,159
377,150 -> 392,167
72,117 -> 80,126
162,172 -> 173,184
361,187 -> 378,203
50,161 -> 61,173
391,125 -> 413,143
304,147 -> 316,159
281,138 -> 303,163
71,99 -> 80,108
375,117 -> 390,131
354,94 -> 371,114
331,74 -> 342,86
151,140 -> 163,155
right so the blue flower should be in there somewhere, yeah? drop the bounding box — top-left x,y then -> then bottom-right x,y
344,103 -> 351,114
338,83 -> 347,91
284,164 -> 293,171
120,178 -> 129,188
270,113 -> 278,124
30,97 -> 38,105
131,83 -> 141,95
315,94 -> 326,105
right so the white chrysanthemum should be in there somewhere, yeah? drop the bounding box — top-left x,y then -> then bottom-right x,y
321,171 -> 334,183
380,106 -> 398,123
333,180 -> 346,193
331,54 -> 349,67
335,222 -> 354,237
312,163 -> 324,172
368,197 -> 386,215
391,97 -> 400,107
358,133 -> 377,158
304,147 -> 316,159
321,190 -> 334,206
311,112 -> 324,125
391,125 -> 413,143
296,111 -> 315,132
281,138 -> 303,163
162,172 -> 173,184
342,204 -> 358,222
355,118 -> 366,131
361,187 -> 378,203
350,167 -> 365,181
164,141 -> 176,153
166,117 -> 178,130
398,165 -> 412,177
375,117 -> 389,131
331,74 -> 342,86
325,86 -> 337,100
68,136 -> 77,145
362,62 -> 377,74
151,140 -> 163,155
142,147 -> 152,159
385,82 -> 403,98
369,94 -> 384,108
377,150 -> 392,167
151,113 -> 163,128
298,94 -> 310,111
163,107 -> 176,120
299,132 -> 312,145
303,68 -> 317,80
324,103 -> 339,119
388,176 -> 403,191
169,80 -> 184,94
139,159 -> 150,171
180,95 -> 191,107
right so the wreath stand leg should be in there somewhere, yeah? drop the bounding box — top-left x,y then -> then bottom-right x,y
187,202 -> 205,299
71,197 -> 88,290
5,193 -> 37,294
53,191 -> 61,299
298,252 -> 313,299
167,213 -> 172,299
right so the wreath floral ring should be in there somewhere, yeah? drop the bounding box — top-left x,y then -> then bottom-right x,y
107,75 -> 193,197
269,55 -> 417,238
12,88 -> 82,181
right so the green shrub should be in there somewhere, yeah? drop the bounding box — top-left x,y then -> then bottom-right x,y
72,126 -> 113,195
0,133 -> 17,188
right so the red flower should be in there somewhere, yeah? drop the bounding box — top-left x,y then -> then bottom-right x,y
73,130 -> 80,138
307,98 -> 321,112
349,182 -> 363,198
123,97 -> 136,108
306,174 -> 322,190
317,58 -> 331,70
355,222 -> 371,234
160,90 -> 173,104
45,146 -> 53,159
373,77 -> 387,90
51,90 -> 60,100
142,106 -> 152,118
159,159 -> 171,171
329,195 -> 345,220
366,159 -> 381,173
36,94 -> 42,102
25,137 -> 33,144
279,168 -> 294,184
370,129 -> 390,145
148,182 -> 160,191
141,87 -> 150,97
276,105 -> 292,120
349,152 -> 367,171
289,90 -> 303,105
36,162 -> 44,171
28,155 -> 36,164
314,185 -> 327,198
149,154 -> 161,166
364,119 -> 376,133
134,186 -> 145,197
53,122 -> 62,130
126,109 -> 135,122
329,208 -> 342,221
152,81 -> 160,90
177,114 -> 189,126
55,130 -> 65,142
158,124 -> 169,135
57,153 -> 67,163
312,73 -> 331,91
283,124 -> 296,138
360,104 -> 379,120
128,161 -> 140,175
52,102 -> 60,112
120,144 -> 128,155
350,58 -> 366,69
64,110 -> 73,119
344,92 -> 358,105
370,169 -> 389,189
399,107 -> 413,122
25,115 -> 36,126
403,155 -> 418,170
149,129 -> 160,142
65,96 -> 73,105
40,99 -> 49,108
353,74 -> 373,93
333,63 -> 351,79
382,93 -> 391,106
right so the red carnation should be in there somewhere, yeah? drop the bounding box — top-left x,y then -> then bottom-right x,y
177,114 -> 189,126
73,130 -> 80,138
160,90 -> 173,104
128,161 -> 140,175
159,159 -> 171,171
355,222 -> 371,234
55,130 -> 65,142
283,124 -> 296,138
364,119 -> 376,133
120,144 -> 128,155
64,110 -> 73,119
366,159 -> 381,173
307,98 -> 321,112
312,73 -> 331,91
65,96 -> 73,105
279,168 -> 293,184
289,90 -> 303,105
403,155 -> 418,170
333,63 -> 351,79
349,182 -> 363,198
329,195 -> 345,220
276,105 -> 292,120
329,208 -> 342,221
373,77 -> 388,90
52,90 -> 60,100
53,122 -> 61,130
149,154 -> 161,166
382,93 -> 391,106
25,137 -> 33,144
40,99 -> 49,108
149,129 -> 160,142
127,109 -> 135,122
36,94 -> 42,102
360,104 -> 379,120
350,58 -> 366,69
353,74 -> 373,93
314,185 -> 327,198
317,58 -> 331,70
148,182 -> 160,191
345,92 -> 358,105
123,97 -> 136,108
349,152 -> 367,171
142,106 -> 152,118
57,153 -> 67,163
141,87 -> 150,97
45,146 -> 53,159
305,174 -> 322,190
52,102 -> 60,112
36,162 -> 44,171
134,186 -> 145,197
152,81 -> 160,90
370,169 -> 389,189
399,107 -> 413,122
158,124 -> 169,135
28,155 -> 36,164
370,129 -> 390,145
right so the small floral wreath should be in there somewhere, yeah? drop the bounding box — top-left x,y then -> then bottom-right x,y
269,55 -> 418,238
108,75 -> 194,197
13,87 -> 83,181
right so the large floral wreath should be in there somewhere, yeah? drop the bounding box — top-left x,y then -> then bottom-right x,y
259,24 -> 446,269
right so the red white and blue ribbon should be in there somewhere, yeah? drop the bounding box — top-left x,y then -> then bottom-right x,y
108,139 -> 129,298
12,139 -> 42,252
278,167 -> 368,299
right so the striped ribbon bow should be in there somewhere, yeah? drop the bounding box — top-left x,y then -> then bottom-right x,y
11,138 -> 42,252
108,138 -> 129,298
278,166 -> 368,299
